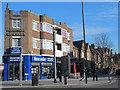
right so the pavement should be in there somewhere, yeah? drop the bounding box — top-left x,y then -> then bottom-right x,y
0,76 -> 118,88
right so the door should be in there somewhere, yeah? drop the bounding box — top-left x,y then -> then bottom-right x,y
8,64 -> 13,80
8,63 -> 24,80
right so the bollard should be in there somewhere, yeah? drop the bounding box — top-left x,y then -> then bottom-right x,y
96,75 -> 98,81
93,75 -> 95,81
85,74 -> 87,84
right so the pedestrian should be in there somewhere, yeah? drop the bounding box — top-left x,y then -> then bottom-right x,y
50,69 -> 53,78
80,69 -> 84,81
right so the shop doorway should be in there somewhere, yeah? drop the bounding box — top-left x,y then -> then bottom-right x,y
8,63 -> 24,80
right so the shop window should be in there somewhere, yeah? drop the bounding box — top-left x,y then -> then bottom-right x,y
12,38 -> 21,47
12,19 -> 21,28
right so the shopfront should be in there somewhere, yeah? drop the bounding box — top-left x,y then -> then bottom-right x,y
3,55 -> 54,81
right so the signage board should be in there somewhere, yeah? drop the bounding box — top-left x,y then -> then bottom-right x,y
11,47 -> 22,55
32,56 -> 54,62
6,55 -> 53,63
6,33 -> 24,36
7,56 -> 24,62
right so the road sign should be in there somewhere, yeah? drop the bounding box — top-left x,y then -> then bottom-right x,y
11,47 -> 22,54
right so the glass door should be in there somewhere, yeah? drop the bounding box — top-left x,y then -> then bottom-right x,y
8,64 -> 13,80
14,64 -> 19,80
8,63 -> 24,80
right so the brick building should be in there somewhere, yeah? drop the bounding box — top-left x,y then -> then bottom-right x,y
3,4 -> 73,81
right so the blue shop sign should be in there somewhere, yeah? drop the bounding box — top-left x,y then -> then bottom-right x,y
32,56 -> 54,62
7,56 -> 24,62
11,47 -> 22,55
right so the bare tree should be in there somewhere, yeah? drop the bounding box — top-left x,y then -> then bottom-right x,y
93,33 -> 113,69
94,33 -> 113,49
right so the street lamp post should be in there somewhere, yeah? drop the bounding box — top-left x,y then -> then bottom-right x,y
82,0 -> 87,84
19,53 -> 22,86
51,25 -> 57,83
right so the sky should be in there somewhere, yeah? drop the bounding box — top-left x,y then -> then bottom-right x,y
0,2 -> 119,63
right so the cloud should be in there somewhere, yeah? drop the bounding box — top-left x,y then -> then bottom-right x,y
90,4 -> 118,20
69,24 -> 114,40
85,27 -> 113,35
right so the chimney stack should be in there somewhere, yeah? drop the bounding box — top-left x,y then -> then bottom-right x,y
7,3 -> 9,8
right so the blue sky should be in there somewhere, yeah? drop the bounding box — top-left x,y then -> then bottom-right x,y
0,2 -> 118,63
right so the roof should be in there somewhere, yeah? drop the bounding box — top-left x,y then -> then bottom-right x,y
73,40 -> 83,50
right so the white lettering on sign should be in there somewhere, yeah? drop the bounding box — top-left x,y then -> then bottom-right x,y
47,58 -> 53,62
34,57 -> 46,61
9,57 -> 23,61
11,47 -> 21,54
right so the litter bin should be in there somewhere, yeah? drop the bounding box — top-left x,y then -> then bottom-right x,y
32,73 -> 38,86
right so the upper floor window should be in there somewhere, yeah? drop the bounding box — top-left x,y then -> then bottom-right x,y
56,44 -> 62,50
12,19 -> 21,28
88,53 -> 89,60
62,43 -> 70,53
67,32 -> 70,40
56,28 -> 61,35
41,23 -> 53,34
41,39 -> 53,50
62,29 -> 67,38
33,20 -> 37,30
12,37 -> 21,47
33,38 -> 37,48
82,52 -> 84,58
46,23 -> 53,33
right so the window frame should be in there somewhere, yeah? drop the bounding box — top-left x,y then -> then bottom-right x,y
33,38 -> 38,49
32,20 -> 38,31
12,37 -> 21,47
12,19 -> 21,28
